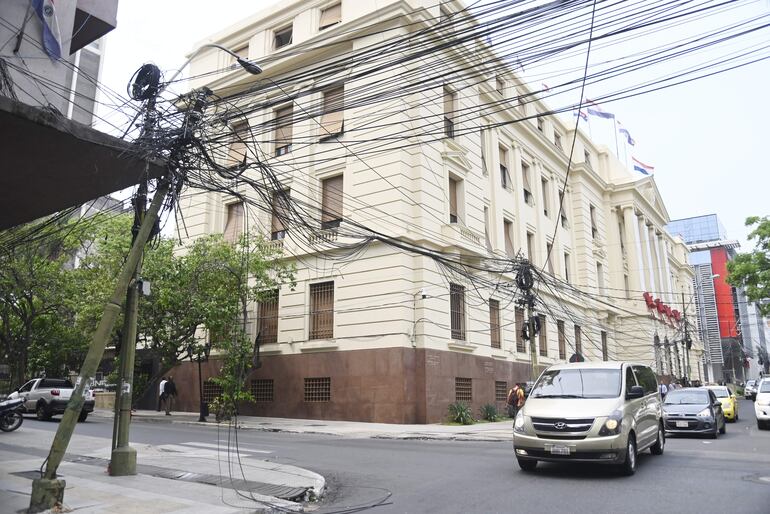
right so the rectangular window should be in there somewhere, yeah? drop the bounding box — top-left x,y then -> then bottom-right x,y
443,87 -> 456,138
546,242 -> 554,274
584,149 -> 592,168
515,307 -> 526,352
554,131 -> 562,149
499,147 -> 510,189
256,290 -> 279,345
319,3 -> 341,30
234,45 -> 248,59
274,25 -> 293,49
271,189 -> 290,240
449,177 -> 459,224
274,105 -> 293,156
309,282 -> 334,339
450,283 -> 466,341
624,274 -> 630,298
228,121 -> 249,165
223,201 -> 244,243
321,175 -> 343,229
557,320 -> 566,359
522,161 -> 533,205
564,252 -> 571,282
527,232 -> 535,264
455,377 -> 472,402
619,219 -> 627,256
495,381 -> 508,401
536,117 -> 544,132
250,379 -> 274,402
504,219 -> 514,257
304,377 -> 331,402
489,299 -> 501,349
484,206 -> 492,249
541,178 -> 550,217
574,325 -> 582,355
559,190 -> 569,228
601,331 -> 608,361
597,262 -> 605,294
480,130 -> 488,176
538,314 -> 547,357
203,381 -> 223,403
320,86 -> 344,139
589,204 -> 598,239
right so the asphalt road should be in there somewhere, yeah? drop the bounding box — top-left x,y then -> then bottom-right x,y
19,399 -> 770,514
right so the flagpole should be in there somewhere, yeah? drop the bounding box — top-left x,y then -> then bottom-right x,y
612,117 -> 620,159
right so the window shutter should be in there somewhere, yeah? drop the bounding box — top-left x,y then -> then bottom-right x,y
320,87 -> 344,137
504,221 -> 514,257
271,190 -> 290,234
228,122 -> 249,164
522,162 -> 532,191
448,178 -> 458,220
274,106 -> 293,150
322,175 -> 344,224
490,299 -> 501,349
223,202 -> 244,242
319,3 -> 341,30
443,88 -> 455,119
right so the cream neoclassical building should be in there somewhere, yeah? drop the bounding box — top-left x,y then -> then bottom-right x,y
174,0 -> 703,423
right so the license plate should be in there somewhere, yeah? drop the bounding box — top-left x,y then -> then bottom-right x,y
675,421 -> 689,428
550,445 -> 570,455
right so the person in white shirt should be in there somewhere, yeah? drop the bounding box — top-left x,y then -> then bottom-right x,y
157,377 -> 167,412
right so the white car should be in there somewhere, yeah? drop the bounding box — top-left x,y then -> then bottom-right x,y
755,379 -> 770,430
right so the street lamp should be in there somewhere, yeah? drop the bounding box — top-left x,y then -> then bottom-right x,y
165,43 -> 262,90
187,342 -> 212,422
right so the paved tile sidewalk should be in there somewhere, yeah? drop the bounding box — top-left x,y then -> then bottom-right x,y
95,409 -> 514,442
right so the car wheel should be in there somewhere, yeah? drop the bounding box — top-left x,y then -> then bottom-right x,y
36,403 -> 51,421
517,458 -> 537,471
650,424 -> 665,455
620,435 -> 637,476
77,412 -> 88,422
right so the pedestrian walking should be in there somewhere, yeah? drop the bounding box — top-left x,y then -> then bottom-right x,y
157,376 -> 167,412
507,383 -> 525,418
658,382 -> 668,398
164,376 -> 177,415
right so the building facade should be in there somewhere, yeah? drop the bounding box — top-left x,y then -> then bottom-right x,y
174,0 -> 702,423
667,214 -> 765,383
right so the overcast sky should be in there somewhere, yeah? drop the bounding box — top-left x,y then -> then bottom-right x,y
97,0 -> 770,251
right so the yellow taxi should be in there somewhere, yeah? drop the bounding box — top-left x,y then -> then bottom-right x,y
705,386 -> 738,422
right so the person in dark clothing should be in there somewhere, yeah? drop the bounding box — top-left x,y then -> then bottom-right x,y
164,376 -> 177,415
157,376 -> 167,411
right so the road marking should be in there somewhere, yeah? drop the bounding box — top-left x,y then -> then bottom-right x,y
179,441 -> 273,454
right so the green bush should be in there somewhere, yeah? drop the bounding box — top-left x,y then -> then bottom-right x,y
480,403 -> 500,422
448,402 -> 475,425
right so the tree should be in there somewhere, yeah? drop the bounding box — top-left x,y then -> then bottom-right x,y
727,216 -> 770,316
0,220 -> 87,386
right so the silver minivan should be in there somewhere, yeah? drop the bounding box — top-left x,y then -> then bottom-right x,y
512,361 -> 664,475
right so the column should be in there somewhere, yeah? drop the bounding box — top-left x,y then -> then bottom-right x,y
622,205 -> 642,291
607,208 -> 624,291
647,225 -> 661,294
637,215 -> 651,292
660,235 -> 674,303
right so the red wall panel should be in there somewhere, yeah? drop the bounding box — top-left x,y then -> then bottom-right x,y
711,248 -> 738,338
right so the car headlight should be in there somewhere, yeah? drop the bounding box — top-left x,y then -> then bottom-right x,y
697,408 -> 712,418
599,410 -> 623,436
514,411 -> 526,433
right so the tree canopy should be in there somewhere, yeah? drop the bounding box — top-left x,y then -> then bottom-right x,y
727,216 -> 770,316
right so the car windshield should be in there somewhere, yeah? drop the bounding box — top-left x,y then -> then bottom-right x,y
530,368 -> 621,399
664,390 -> 709,405
708,387 -> 730,398
760,382 -> 770,393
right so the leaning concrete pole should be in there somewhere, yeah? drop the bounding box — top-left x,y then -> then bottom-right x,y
29,179 -> 170,513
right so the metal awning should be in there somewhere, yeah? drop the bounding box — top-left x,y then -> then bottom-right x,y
0,95 -> 165,230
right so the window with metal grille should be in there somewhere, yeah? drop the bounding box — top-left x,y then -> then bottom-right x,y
495,381 -> 508,401
601,331 -> 608,361
321,175 -> 343,228
257,290 -> 279,345
309,282 -> 334,339
515,307 -> 526,352
223,201 -> 244,243
574,324 -> 582,355
455,377 -> 472,402
202,381 -> 223,403
443,87 -> 456,138
557,320 -> 566,359
538,314 -> 548,357
489,299 -> 501,349
274,105 -> 293,156
450,283 -> 466,340
250,379 -> 274,402
304,377 -> 330,402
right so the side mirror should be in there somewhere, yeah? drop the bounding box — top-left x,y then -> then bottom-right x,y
626,385 -> 644,399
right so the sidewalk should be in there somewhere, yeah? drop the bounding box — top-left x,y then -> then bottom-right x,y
0,425 -> 324,513
94,409 -> 514,442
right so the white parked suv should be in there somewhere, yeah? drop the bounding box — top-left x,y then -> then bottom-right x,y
8,378 -> 94,422
755,379 -> 770,430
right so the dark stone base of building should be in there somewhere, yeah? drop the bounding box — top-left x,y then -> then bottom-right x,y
166,347 -> 532,424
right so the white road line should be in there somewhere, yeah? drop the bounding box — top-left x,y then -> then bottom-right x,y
180,441 -> 273,454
